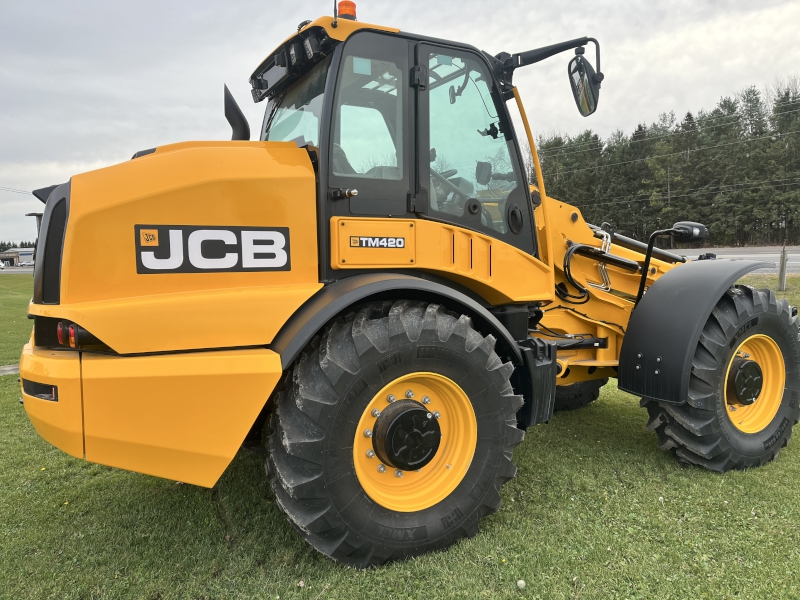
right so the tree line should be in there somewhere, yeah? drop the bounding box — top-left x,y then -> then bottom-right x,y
0,241 -> 34,252
535,78 -> 800,248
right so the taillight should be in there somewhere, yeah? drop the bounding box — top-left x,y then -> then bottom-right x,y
55,320 -> 109,352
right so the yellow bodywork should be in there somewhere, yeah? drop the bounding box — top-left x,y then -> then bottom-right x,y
22,140 -> 318,487
27,141 -> 321,354
331,217 -> 553,304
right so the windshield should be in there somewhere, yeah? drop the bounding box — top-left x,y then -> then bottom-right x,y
261,55 -> 332,146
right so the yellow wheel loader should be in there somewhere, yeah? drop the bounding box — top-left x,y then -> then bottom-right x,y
20,3 -> 800,567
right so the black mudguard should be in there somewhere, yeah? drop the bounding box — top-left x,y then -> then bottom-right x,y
618,259 -> 772,404
272,273 -> 523,370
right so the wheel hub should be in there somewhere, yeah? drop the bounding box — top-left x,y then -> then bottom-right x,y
373,400 -> 441,470
727,357 -> 764,406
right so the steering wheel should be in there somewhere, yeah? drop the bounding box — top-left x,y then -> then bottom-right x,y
431,168 -> 470,203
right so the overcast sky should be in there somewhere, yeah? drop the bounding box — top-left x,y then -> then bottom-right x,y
2,0 -> 799,241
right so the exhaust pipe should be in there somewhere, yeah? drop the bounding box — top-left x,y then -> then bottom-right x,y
224,84 -> 250,141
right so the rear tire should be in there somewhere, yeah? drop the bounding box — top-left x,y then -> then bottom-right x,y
553,378 -> 608,411
267,300 -> 524,567
642,285 -> 800,471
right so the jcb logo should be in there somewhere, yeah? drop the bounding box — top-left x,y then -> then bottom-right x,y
134,225 -> 290,274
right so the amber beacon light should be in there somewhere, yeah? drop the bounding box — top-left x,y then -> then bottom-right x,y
338,1 -> 357,20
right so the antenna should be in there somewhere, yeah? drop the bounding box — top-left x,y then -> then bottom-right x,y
332,0 -> 338,28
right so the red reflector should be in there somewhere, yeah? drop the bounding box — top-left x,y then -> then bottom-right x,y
68,324 -> 76,348
57,322 -> 64,345
338,0 -> 356,20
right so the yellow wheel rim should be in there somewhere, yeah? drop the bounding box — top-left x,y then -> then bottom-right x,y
724,334 -> 786,433
353,372 -> 477,512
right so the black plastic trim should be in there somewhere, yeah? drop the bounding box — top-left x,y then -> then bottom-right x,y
22,379 -> 58,402
131,148 -> 156,159
271,273 -> 523,370
618,259 -> 772,404
32,184 -> 60,203
33,182 -> 70,305
514,337 -> 557,428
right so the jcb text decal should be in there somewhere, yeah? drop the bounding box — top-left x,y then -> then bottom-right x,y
135,225 -> 290,274
349,236 -> 406,248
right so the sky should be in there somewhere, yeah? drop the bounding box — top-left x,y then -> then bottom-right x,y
2,0 -> 799,241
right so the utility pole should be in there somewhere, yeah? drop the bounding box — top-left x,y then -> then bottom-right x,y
779,241 -> 788,292
667,167 -> 673,248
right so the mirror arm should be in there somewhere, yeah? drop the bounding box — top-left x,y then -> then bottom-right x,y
510,37 -> 589,70
635,228 -> 680,306
585,37 -> 604,85
503,36 -> 604,87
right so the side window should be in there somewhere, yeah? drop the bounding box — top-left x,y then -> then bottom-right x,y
329,32 -> 410,216
424,49 -> 533,250
263,55 -> 331,146
333,57 -> 403,180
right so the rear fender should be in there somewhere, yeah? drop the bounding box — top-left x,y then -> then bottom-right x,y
618,259 -> 771,404
271,273 -> 524,370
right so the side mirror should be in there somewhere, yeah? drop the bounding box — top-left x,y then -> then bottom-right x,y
670,221 -> 708,242
567,55 -> 600,117
449,85 -> 457,104
475,161 -> 492,186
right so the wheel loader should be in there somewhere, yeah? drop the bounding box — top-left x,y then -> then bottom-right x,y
19,2 -> 800,567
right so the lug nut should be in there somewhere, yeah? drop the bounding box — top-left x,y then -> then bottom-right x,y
371,409 -> 380,417
405,389 -> 414,398
422,396 -> 430,405
446,463 -> 452,469
387,394 -> 395,403
378,464 -> 386,473
366,449 -> 375,458
394,469 -> 403,478
364,429 -> 373,438
729,405 -> 738,412
433,411 -> 441,419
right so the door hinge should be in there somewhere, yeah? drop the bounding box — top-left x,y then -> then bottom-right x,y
411,65 -> 427,90
407,193 -> 416,212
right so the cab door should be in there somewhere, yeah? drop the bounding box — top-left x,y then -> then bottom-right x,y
327,32 -> 412,217
417,44 -> 536,255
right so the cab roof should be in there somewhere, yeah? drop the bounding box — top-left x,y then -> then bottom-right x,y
249,15 -> 399,96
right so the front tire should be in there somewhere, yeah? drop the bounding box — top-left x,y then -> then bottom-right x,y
267,300 -> 524,567
642,285 -> 800,471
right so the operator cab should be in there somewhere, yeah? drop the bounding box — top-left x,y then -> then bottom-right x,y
250,19 -> 535,259
247,4 -> 603,268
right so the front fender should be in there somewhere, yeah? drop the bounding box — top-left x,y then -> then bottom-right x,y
618,259 -> 771,404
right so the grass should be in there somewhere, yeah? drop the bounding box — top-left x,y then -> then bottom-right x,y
0,274 -> 33,365
1,275 -> 800,598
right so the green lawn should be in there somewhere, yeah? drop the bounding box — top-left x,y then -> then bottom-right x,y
1,275 -> 800,598
0,274 -> 33,365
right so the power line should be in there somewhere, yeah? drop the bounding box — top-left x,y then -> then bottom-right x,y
0,186 -> 32,195
576,177 -> 800,209
544,129 -> 800,177
574,174 -> 800,207
537,97 -> 800,155
538,105 -> 800,157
